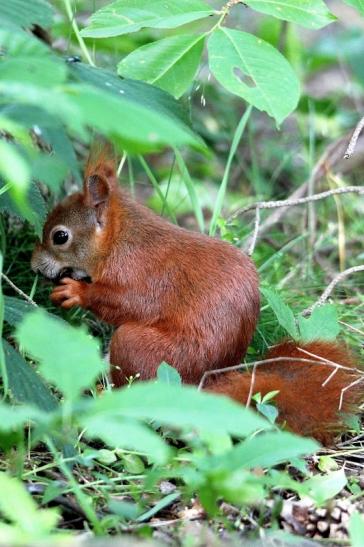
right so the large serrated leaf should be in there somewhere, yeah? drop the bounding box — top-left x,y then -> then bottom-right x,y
118,34 -> 205,98
16,309 -> 107,401
81,0 -> 214,38
3,340 -> 57,411
89,381 -> 270,437
244,0 -> 336,29
208,28 -> 300,125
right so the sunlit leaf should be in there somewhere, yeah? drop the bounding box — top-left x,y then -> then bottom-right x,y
118,34 -> 205,98
244,0 -> 336,29
81,0 -> 214,38
208,28 -> 300,124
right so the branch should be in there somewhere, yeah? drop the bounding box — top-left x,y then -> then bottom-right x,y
239,133 -> 364,246
232,186 -> 364,255
344,115 -> 364,159
302,265 -> 364,317
1,273 -> 38,307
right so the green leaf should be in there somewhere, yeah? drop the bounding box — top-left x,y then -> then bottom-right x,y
0,0 -> 54,29
349,511 -> 364,547
174,149 -> 205,232
136,492 -> 180,522
0,473 -> 60,538
118,34 -> 205,98
81,0 -> 214,38
3,340 -> 57,411
16,309 -> 106,401
0,403 -> 45,432
343,0 -> 364,16
261,288 -> 299,339
157,362 -> 182,385
305,469 -> 347,505
0,58 -> 67,87
298,304 -> 340,342
209,107 -> 251,235
31,155 -> 69,193
0,79 -> 202,153
69,61 -> 193,131
82,415 -> 171,464
67,83 -> 202,152
0,180 -> 46,234
208,28 -> 300,124
244,0 -> 336,29
0,27 -> 50,58
0,141 -> 30,198
4,297 -> 34,327
317,455 -> 339,473
204,431 -> 319,472
256,403 -> 278,424
0,104 -> 80,182
90,382 -> 270,437
116,452 -> 145,473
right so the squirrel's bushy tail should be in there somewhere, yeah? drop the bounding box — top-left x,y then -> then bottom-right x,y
209,341 -> 363,445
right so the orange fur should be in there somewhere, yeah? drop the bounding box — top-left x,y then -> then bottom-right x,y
31,147 -> 363,445
209,340 -> 362,444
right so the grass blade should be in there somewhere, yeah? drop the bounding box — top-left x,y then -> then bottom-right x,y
209,106 -> 252,236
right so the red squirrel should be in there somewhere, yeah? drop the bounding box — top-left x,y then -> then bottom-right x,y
31,147 -> 363,445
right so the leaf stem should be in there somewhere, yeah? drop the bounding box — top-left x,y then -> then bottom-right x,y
63,0 -> 95,67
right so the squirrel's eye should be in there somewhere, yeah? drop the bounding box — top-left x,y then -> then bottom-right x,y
53,230 -> 69,245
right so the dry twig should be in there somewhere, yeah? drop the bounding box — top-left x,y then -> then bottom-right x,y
302,265 -> 364,317
231,186 -> 364,256
1,273 -> 37,307
344,115 -> 364,159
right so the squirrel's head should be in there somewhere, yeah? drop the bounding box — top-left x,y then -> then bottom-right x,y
31,148 -> 118,281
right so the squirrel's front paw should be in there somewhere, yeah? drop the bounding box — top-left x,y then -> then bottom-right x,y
50,277 -> 88,309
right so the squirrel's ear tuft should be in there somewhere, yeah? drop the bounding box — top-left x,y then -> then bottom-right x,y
83,142 -> 118,210
84,142 -> 118,189
85,174 -> 110,208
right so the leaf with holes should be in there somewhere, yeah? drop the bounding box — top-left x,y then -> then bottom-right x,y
244,0 -> 336,29
208,28 -> 300,125
81,0 -> 214,38
118,34 -> 205,98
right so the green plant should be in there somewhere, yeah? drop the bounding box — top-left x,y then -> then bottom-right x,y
0,0 -> 363,543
